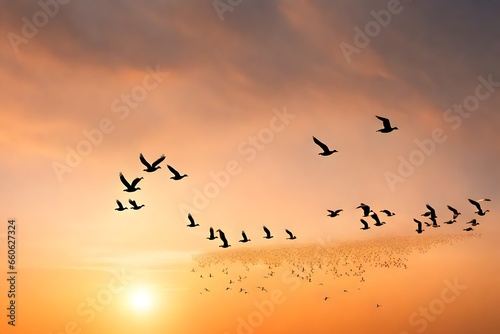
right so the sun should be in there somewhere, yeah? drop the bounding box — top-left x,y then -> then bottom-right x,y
131,290 -> 152,311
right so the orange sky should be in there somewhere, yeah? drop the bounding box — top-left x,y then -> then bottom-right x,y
0,1 -> 499,333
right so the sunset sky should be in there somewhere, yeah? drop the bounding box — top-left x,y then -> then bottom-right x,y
1,1 -> 499,333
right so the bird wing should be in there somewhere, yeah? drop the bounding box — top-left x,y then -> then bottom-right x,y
447,205 -> 458,214
219,231 -> 228,246
209,227 -> 214,237
425,204 -> 435,216
327,210 -> 334,214
119,173 -> 131,188
335,209 -> 343,214
285,229 -> 294,238
360,219 -> 369,228
313,136 -> 330,152
128,199 -> 136,206
370,212 -> 380,224
468,199 -> 481,210
263,226 -> 271,237
478,198 -> 491,202
116,200 -> 124,208
139,153 -> 152,168
130,177 -> 142,188
242,231 -> 247,240
152,155 -> 166,168
188,214 -> 195,225
167,165 -> 181,177
376,115 -> 391,128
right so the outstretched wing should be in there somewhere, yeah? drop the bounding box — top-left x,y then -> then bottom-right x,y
116,200 -> 124,208
360,219 -> 369,228
242,231 -> 247,240
263,226 -> 271,237
447,205 -> 458,215
313,136 -> 330,152
128,199 -> 137,206
119,173 -> 131,188
152,155 -> 166,168
425,204 -> 435,216
468,199 -> 481,211
376,115 -> 391,128
369,212 -> 380,224
219,231 -> 228,246
285,229 -> 294,238
167,165 -> 181,177
130,177 -> 143,188
188,213 -> 195,225
209,227 -> 215,237
139,153 -> 152,169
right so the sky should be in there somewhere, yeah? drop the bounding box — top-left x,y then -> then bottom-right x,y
0,0 -> 499,333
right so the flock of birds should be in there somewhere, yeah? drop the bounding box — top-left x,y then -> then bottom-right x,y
114,115 -> 492,248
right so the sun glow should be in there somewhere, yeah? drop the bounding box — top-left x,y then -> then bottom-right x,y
131,290 -> 152,311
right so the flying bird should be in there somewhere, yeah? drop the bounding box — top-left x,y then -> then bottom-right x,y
263,226 -> 273,239
140,153 -> 165,172
207,227 -> 218,240
425,204 -> 437,218
285,229 -> 297,240
115,200 -> 127,211
356,203 -> 371,217
167,165 -> 188,180
128,199 -> 144,210
360,219 -> 370,230
217,229 -> 230,248
447,205 -> 461,220
380,210 -> 396,216
466,219 -> 479,226
414,219 -> 424,234
327,209 -> 343,218
376,116 -> 398,133
463,227 -> 474,232
312,136 -> 338,156
120,173 -> 143,192
239,231 -> 251,243
187,213 -> 199,227
468,199 -> 490,216
443,219 -> 456,225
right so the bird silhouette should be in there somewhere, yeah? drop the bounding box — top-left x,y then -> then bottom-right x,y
167,165 -> 188,180
327,209 -> 343,218
187,213 -> 199,227
239,231 -> 251,243
285,229 -> 297,240
313,136 -> 338,156
128,199 -> 144,210
207,227 -> 218,240
425,204 -> 437,218
443,219 -> 456,225
468,199 -> 490,216
466,219 -> 479,226
414,219 -> 424,234
120,173 -> 143,192
447,205 -> 461,219
369,211 -> 385,226
360,219 -> 370,230
376,116 -> 398,133
380,210 -> 395,216
115,200 -> 127,211
356,203 -> 371,217
463,227 -> 474,232
217,229 -> 230,248
140,153 -> 165,172
263,226 -> 273,239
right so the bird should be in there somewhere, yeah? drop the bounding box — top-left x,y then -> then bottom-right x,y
263,226 -> 273,239
207,227 -> 218,240
167,165 -> 188,180
356,203 -> 371,217
239,231 -> 251,243
324,297 -> 329,301
119,173 -> 143,192
327,209 -> 343,218
376,116 -> 398,133
443,219 -> 456,225
369,211 -> 385,226
447,205 -> 461,219
187,213 -> 199,227
128,199 -> 144,210
466,219 -> 479,226
312,136 -> 338,156
468,199 -> 490,216
139,153 -> 165,172
414,219 -> 424,234
360,219 -> 370,230
380,210 -> 395,216
285,229 -> 297,240
425,204 -> 437,218
115,200 -> 127,211
463,227 -> 474,232
217,229 -> 230,248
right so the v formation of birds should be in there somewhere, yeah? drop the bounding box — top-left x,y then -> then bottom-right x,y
114,116 -> 491,248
